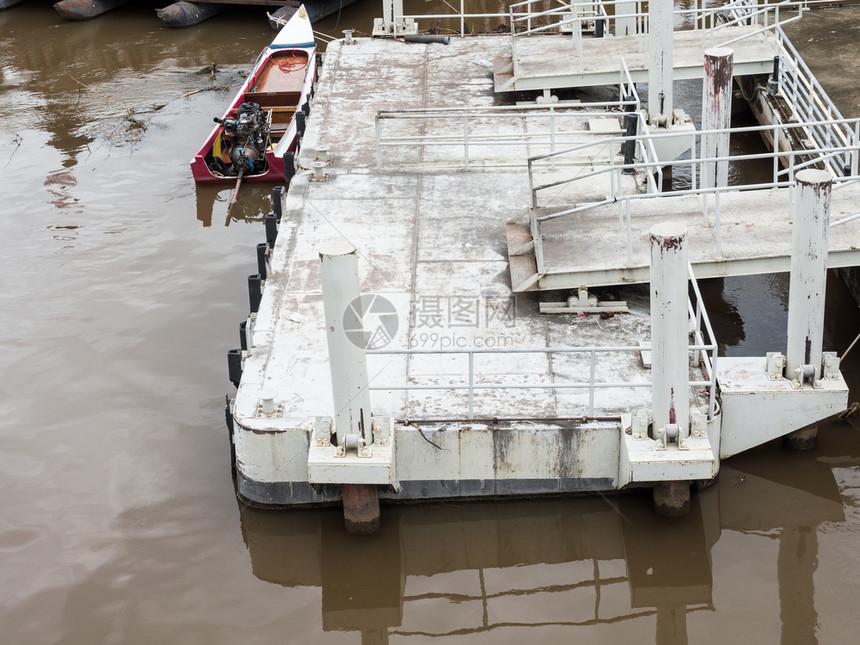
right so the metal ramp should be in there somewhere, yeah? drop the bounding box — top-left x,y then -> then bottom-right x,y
504,4 -> 860,293
507,184 -> 860,292
494,26 -> 778,93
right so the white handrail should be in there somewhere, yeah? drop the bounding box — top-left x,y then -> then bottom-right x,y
368,338 -> 718,421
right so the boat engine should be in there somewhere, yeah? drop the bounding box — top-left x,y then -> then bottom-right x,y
214,101 -> 270,176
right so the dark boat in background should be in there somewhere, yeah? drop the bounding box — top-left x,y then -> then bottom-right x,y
0,0 -> 30,10
268,0 -> 359,30
157,1 -> 226,26
54,0 -> 129,20
49,0 -> 359,25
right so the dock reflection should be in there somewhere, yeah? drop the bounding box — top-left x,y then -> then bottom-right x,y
195,183 -> 273,226
237,433 -> 847,644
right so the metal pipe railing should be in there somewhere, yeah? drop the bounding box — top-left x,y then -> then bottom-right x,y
528,115 -> 860,215
369,341 -> 717,421
375,102 -> 639,170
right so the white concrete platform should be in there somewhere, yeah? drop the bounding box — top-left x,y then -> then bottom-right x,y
494,26 -> 778,92
229,32 -> 848,507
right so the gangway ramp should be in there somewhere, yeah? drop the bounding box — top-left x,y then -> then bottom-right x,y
494,26 -> 778,93
507,183 -> 860,292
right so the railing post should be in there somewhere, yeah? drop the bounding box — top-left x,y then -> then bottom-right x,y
468,352 -> 474,419
853,121 -> 859,176
785,169 -> 832,385
529,158 -> 537,208
773,124 -> 780,181
702,48 -> 734,192
691,131 -> 697,192
460,0 -> 464,37
588,350 -> 596,416
463,113 -> 469,168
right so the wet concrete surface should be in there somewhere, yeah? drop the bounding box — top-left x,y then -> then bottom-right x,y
0,1 -> 858,643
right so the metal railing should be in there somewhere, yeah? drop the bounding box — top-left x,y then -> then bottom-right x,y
528,115 -> 860,262
368,268 -> 718,422
375,59 -> 641,169
505,0 -> 806,56
375,104 -> 627,170
772,27 -> 856,164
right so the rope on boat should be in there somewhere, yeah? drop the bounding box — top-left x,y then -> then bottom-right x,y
276,53 -> 308,73
842,329 -> 860,361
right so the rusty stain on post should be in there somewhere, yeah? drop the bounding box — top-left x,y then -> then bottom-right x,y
702,48 -> 734,192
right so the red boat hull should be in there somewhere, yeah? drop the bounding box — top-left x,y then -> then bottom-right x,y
191,147 -> 290,185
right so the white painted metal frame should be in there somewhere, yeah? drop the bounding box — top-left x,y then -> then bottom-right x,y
528,116 -> 860,264
368,344 -> 715,421
367,264 -> 718,423
375,90 -> 640,170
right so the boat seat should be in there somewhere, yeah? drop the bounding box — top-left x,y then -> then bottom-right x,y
267,106 -> 297,125
243,90 -> 302,108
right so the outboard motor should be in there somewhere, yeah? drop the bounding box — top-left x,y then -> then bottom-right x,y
214,101 -> 270,176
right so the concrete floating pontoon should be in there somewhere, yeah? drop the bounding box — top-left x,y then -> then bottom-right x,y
228,1 -> 853,527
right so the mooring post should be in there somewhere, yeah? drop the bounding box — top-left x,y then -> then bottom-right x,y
701,48 -> 734,192
785,169 -> 831,383
783,169 -> 831,449
319,240 -> 380,533
382,0 -> 404,34
647,0 -> 673,126
650,224 -> 691,516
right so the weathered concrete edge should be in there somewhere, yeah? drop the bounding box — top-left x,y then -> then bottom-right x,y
237,474 -> 616,507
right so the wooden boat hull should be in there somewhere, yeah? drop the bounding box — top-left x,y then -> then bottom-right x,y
54,0 -> 130,20
190,5 -> 316,185
157,2 -> 227,28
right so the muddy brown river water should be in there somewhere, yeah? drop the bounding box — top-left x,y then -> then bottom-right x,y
0,2 -> 858,643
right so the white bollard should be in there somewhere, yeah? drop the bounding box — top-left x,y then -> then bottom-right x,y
650,224 -> 690,445
648,0 -> 673,126
319,240 -> 372,447
785,169 -> 832,383
701,48 -> 734,191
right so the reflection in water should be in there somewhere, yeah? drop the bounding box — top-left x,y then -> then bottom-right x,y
238,431 -> 849,645
0,2 -> 273,172
196,183 -> 274,227
0,3 -> 858,642
701,271 -> 853,359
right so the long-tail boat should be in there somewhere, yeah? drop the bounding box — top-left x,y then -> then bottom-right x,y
190,4 -> 316,184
